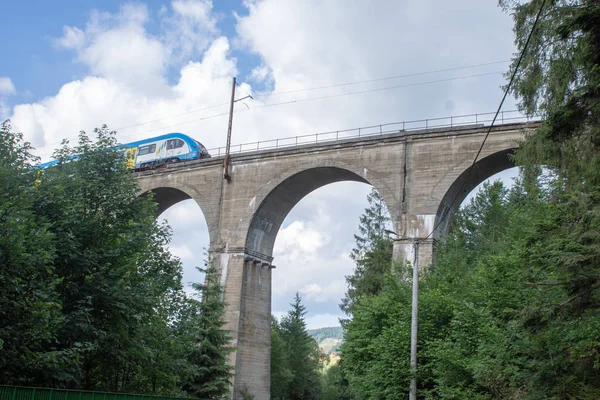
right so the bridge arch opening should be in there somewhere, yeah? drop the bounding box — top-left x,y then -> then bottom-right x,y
246,167 -> 376,258
245,166 -> 393,328
140,186 -> 210,294
434,149 -> 517,240
140,187 -> 193,217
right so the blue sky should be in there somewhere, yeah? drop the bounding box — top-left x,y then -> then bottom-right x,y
2,0 -> 262,105
1,0 -> 520,328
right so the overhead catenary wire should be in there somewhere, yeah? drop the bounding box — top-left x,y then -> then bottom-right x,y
33,66 -> 506,158
253,71 -> 503,110
110,71 -> 504,142
114,101 -> 230,131
252,59 -> 510,98
424,0 -> 548,241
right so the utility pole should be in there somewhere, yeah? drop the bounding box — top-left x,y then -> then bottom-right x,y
223,77 -> 236,181
409,240 -> 420,400
222,77 -> 253,182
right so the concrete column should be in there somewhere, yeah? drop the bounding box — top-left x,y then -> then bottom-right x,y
234,259 -> 272,399
213,250 -> 272,400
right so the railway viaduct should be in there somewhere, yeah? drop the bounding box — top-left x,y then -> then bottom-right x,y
133,119 -> 540,399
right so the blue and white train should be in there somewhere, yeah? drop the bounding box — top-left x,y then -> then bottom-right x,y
38,132 -> 211,170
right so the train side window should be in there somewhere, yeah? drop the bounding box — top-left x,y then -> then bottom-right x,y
138,144 -> 156,155
167,139 -> 185,150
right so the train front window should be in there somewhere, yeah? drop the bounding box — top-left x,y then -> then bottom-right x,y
167,139 -> 185,150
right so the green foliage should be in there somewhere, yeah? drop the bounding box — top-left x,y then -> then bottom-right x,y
182,264 -> 234,400
270,317 -> 293,400
339,1 -> 600,398
340,188 -> 393,318
271,294 -> 326,400
30,126 -> 188,392
0,121 -> 63,385
0,122 -> 232,397
320,363 -> 352,400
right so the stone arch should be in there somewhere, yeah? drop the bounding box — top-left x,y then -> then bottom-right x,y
137,183 -> 216,247
140,186 -> 193,216
244,166 -> 390,258
433,148 -> 516,239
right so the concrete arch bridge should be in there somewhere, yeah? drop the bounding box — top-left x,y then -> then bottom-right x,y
134,118 -> 540,399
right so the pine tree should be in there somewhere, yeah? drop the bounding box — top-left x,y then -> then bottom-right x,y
340,188 -> 393,317
279,293 -> 325,400
183,264 -> 234,400
270,317 -> 293,400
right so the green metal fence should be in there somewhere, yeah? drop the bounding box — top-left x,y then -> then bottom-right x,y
0,386 -> 193,400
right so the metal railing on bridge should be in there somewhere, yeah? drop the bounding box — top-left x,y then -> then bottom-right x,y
205,109 -> 541,157
0,386 -> 192,400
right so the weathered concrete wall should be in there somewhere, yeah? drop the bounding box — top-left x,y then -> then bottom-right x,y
133,121 -> 540,399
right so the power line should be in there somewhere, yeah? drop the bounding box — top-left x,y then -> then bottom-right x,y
253,71 -> 503,110
32,68 -> 506,158
252,60 -> 510,98
35,110 -> 231,158
115,101 -> 230,131
33,70 -> 504,158
425,0 -> 548,240
119,71 -> 503,141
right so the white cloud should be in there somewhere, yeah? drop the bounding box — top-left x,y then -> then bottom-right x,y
170,244 -> 194,260
0,77 -> 16,95
300,280 -> 347,303
275,220 -> 330,258
248,64 -> 271,83
54,26 -> 85,50
305,313 -> 343,330
163,0 -> 218,63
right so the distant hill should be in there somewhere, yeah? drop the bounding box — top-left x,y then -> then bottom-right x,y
308,326 -> 343,354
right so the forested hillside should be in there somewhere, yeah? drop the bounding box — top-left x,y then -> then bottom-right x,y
308,327 -> 343,343
308,327 -> 343,354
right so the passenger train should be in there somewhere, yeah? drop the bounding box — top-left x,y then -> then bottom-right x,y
38,133 -> 211,170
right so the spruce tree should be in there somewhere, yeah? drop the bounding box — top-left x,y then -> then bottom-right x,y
340,188 -> 393,317
183,264 -> 234,400
279,293 -> 325,400
270,316 -> 293,400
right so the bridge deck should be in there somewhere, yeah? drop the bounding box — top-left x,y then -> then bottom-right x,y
133,120 -> 541,178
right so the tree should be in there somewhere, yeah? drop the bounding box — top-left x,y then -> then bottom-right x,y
0,121 -> 64,385
183,264 -> 234,400
340,188 -> 393,318
278,293 -> 326,400
497,1 -> 600,396
30,126 -> 188,391
320,362 -> 353,400
270,317 -> 293,400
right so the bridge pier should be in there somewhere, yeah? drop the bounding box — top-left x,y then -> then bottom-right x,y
214,250 -> 272,400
